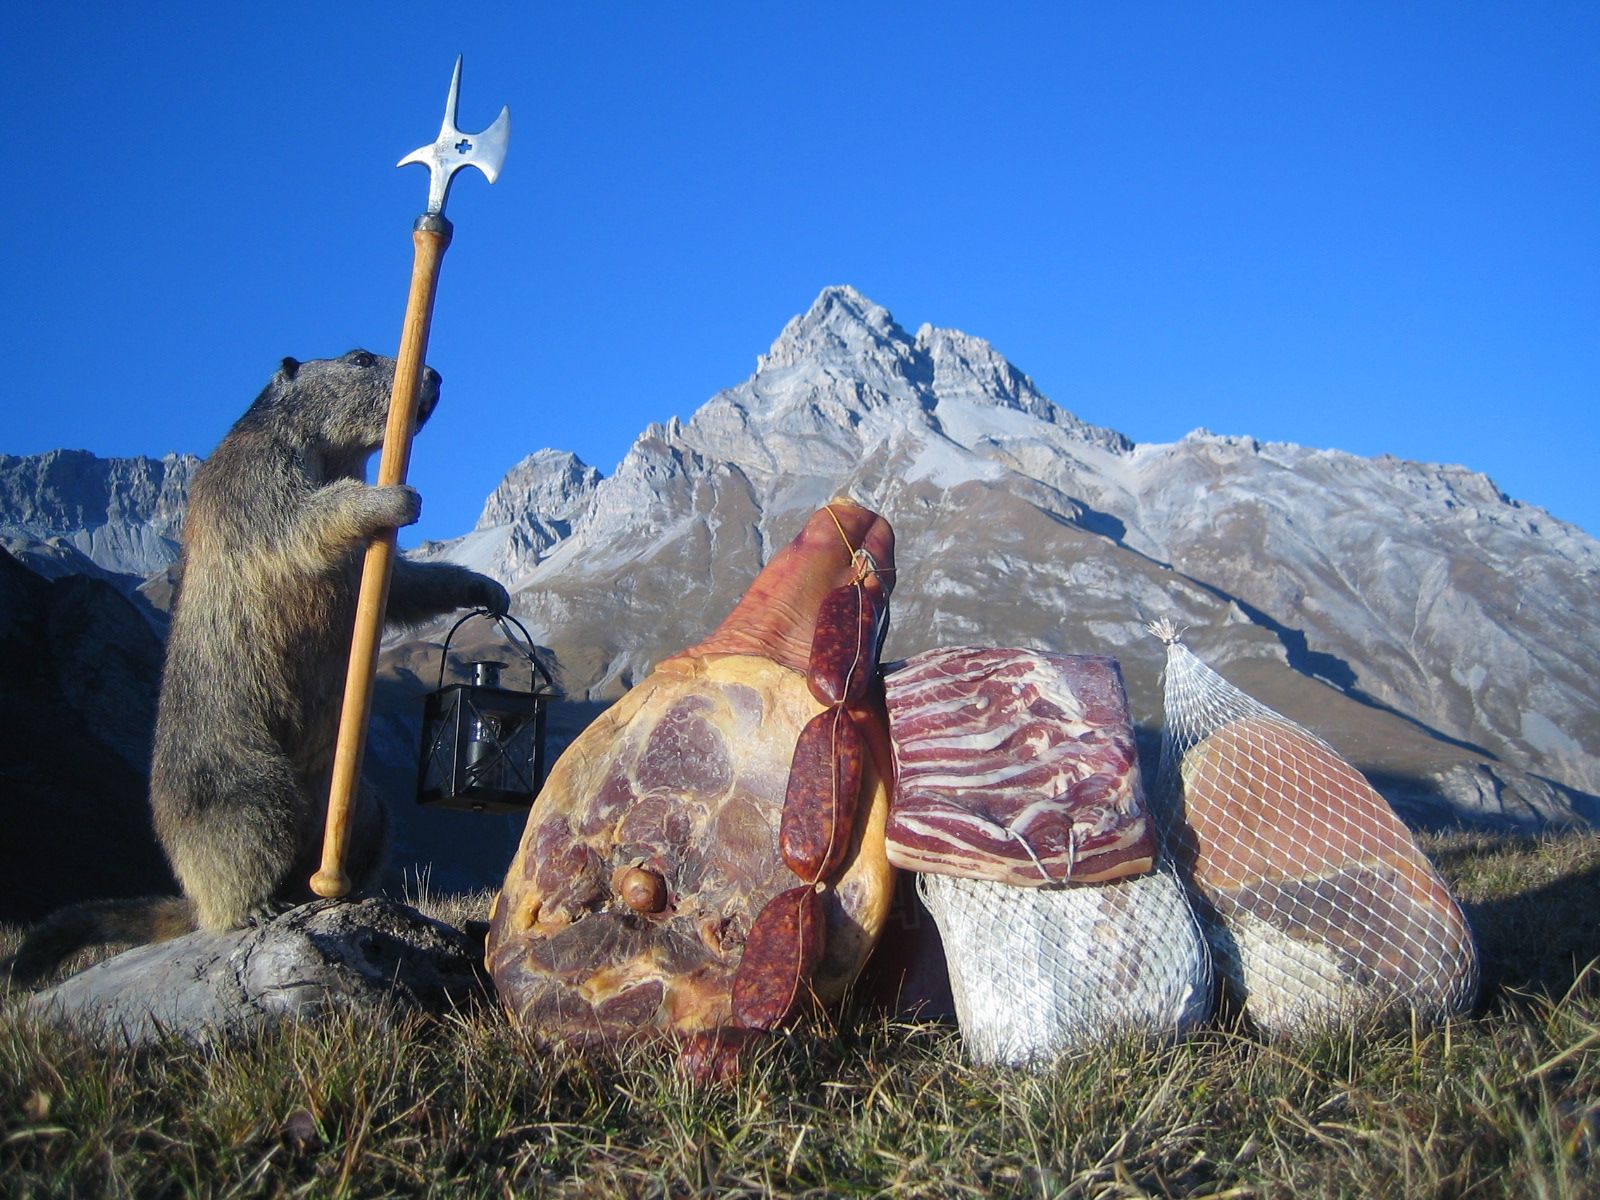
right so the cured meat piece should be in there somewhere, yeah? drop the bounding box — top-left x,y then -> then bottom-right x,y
779,707 -> 864,882
1173,713 -> 1479,1031
730,884 -> 825,1029
1154,625 -> 1479,1033
807,570 -> 888,707
919,864 -> 1212,1066
486,502 -> 897,1049
883,647 -> 1156,886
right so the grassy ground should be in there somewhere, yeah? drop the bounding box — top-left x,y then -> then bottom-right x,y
2,829 -> 1597,1199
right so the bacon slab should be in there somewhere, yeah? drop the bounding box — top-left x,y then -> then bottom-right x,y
884,647 -> 1156,886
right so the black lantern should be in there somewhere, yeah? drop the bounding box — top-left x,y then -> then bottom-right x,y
417,610 -> 560,812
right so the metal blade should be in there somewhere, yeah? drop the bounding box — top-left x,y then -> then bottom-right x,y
398,55 -> 512,216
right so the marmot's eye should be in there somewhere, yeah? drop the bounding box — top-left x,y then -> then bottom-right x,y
349,351 -> 375,369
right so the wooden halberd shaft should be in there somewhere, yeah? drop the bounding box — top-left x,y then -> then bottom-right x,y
312,214 -> 453,899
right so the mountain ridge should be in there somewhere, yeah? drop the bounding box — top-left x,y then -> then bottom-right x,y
0,448 -> 198,588
3,285 -> 1595,834
417,286 -> 1597,813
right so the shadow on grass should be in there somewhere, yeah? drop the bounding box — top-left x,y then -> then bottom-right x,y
1430,832 -> 1600,1003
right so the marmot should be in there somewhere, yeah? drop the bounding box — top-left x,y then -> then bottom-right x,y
3,350 -> 508,985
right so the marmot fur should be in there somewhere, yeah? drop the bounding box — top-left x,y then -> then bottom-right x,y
3,350 -> 508,986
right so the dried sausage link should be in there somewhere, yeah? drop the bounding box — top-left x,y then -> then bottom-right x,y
807,574 -> 888,707
806,582 -> 868,706
780,707 -> 864,882
730,884 -> 825,1030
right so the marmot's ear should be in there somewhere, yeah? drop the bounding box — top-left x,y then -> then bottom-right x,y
278,357 -> 301,381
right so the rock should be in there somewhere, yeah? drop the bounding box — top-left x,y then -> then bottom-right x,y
410,448 -> 604,581
0,449 -> 196,583
23,898 -> 489,1047
0,548 -> 174,923
1420,762 -> 1597,831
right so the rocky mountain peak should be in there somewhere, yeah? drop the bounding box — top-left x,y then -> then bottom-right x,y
475,449 -> 602,533
429,286 -> 1599,815
411,448 -> 605,580
755,285 -> 914,375
915,324 -> 1048,415
739,287 -> 1131,460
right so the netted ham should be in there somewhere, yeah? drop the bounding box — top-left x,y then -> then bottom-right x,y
884,647 -> 1156,886
1152,621 -> 1479,1034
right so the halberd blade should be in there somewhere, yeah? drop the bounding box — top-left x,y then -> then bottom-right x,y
398,56 -> 512,216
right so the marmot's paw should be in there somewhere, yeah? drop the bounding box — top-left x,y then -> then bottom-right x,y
241,899 -> 293,929
370,484 -> 423,528
473,576 -> 511,618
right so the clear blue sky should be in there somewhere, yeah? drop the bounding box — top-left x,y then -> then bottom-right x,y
6,4 -> 1596,544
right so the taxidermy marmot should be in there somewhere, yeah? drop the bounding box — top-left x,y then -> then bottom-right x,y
3,350 -> 508,985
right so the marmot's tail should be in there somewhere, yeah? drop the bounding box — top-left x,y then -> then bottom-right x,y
1,897 -> 196,988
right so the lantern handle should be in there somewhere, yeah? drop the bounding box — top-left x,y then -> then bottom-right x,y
436,608 -> 557,695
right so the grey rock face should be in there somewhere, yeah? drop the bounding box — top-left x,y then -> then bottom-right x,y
1417,763 -> 1594,831
0,449 -> 197,582
411,448 -> 603,581
1127,433 -> 1600,798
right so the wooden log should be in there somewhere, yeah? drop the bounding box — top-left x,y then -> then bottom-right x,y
22,898 -> 489,1047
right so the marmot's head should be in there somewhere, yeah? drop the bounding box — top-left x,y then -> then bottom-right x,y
243,350 -> 442,460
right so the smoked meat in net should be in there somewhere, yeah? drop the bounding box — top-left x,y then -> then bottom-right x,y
917,865 -> 1212,1066
1151,620 -> 1479,1035
887,647 -> 1213,1066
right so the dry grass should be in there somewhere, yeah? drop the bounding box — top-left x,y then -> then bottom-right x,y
3,828 -> 1597,1199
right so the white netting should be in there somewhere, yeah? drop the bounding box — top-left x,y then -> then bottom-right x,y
885,646 -> 1213,1067
920,864 -> 1212,1067
1150,619 -> 1479,1034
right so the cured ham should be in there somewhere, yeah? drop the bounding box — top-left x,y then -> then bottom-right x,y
486,503 -> 899,1065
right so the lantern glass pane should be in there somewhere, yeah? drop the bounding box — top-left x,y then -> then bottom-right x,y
419,690 -> 463,799
462,698 -> 537,794
417,683 -> 550,812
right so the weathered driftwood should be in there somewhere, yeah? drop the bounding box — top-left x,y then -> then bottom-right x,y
23,898 -> 489,1047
